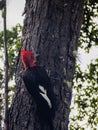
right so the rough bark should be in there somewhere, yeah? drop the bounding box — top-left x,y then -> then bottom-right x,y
9,0 -> 84,130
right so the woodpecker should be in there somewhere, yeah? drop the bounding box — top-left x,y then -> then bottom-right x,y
21,50 -> 55,130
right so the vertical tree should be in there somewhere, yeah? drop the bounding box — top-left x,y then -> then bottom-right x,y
9,0 -> 84,130
0,0 -> 9,130
3,0 -> 9,129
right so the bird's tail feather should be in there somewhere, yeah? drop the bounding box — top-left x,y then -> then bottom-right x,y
41,120 -> 53,130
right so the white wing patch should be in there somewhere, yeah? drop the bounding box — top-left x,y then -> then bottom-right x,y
39,85 -> 52,108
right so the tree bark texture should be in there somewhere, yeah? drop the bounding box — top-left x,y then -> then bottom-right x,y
9,0 -> 84,130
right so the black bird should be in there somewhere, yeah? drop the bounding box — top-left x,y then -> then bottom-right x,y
21,50 -> 55,130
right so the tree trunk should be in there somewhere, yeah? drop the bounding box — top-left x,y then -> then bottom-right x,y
9,0 -> 84,130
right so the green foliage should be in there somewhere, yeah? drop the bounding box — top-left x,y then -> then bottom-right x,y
0,23 -> 22,66
79,0 -> 98,52
0,23 -> 22,101
0,23 -> 22,127
70,1 -> 98,130
0,69 -> 3,79
70,61 -> 98,129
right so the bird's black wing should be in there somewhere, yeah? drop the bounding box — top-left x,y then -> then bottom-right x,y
36,67 -> 55,116
23,66 -> 55,118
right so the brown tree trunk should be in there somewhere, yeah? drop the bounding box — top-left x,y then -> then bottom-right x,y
9,0 -> 84,130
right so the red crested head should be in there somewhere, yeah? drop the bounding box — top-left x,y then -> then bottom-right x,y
21,50 -> 36,70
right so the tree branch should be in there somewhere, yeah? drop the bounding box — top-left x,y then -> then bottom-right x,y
3,0 -> 9,130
